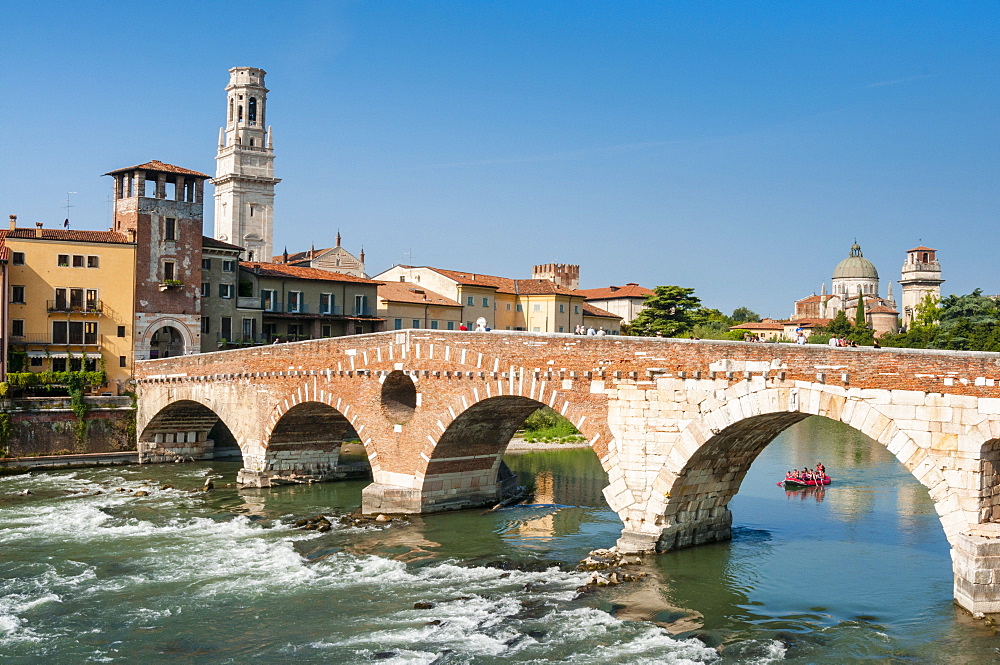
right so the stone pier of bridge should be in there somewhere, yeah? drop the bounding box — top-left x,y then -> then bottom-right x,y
135,330 -> 1000,614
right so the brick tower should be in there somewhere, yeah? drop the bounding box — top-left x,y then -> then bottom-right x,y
532,263 -> 580,290
107,160 -> 209,359
211,67 -> 280,262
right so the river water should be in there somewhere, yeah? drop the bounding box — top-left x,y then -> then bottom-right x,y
2,417 -> 999,664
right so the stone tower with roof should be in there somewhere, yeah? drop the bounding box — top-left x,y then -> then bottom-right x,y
211,67 -> 280,263
899,246 -> 944,328
107,160 -> 209,360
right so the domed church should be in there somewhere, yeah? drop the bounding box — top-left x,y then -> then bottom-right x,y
792,242 -> 901,337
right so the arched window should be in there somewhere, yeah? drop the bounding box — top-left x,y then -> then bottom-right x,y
922,252 -> 929,263
228,98 -> 234,123
248,97 -> 257,125
238,105 -> 243,123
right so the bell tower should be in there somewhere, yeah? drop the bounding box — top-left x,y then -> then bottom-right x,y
211,67 -> 280,262
899,246 -> 944,328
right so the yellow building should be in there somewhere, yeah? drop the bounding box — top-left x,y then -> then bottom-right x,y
3,217 -> 135,392
377,281 -> 463,330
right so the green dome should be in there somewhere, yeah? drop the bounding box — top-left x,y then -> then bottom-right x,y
833,243 -> 878,280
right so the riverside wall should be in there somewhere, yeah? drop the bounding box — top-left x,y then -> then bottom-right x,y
1,397 -> 135,458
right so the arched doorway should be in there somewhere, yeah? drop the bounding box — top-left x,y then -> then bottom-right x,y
148,326 -> 185,359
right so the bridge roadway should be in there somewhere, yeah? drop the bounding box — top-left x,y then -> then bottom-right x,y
135,330 -> 1000,614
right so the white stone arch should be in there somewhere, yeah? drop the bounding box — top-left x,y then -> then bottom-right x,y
137,316 -> 197,360
634,381 -> 976,553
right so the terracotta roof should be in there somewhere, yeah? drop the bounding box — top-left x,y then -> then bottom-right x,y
867,305 -> 899,314
908,246 -> 936,252
425,266 -> 515,293
795,294 -> 835,304
378,281 -> 461,307
576,283 -> 654,300
202,236 -> 244,251
0,228 -> 131,244
582,302 -> 619,319
240,261 -> 381,284
0,240 -> 9,262
105,160 -> 210,178
514,278 -> 580,295
787,318 -> 831,328
729,321 -> 785,331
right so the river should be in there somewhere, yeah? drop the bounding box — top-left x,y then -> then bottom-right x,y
1,416 -> 998,663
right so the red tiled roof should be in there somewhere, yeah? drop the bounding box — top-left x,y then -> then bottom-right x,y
105,160 -> 210,178
867,305 -> 899,314
0,228 -> 131,244
240,261 -> 382,284
788,318 -> 831,328
203,236 -> 243,251
908,246 -> 936,252
576,283 -> 654,300
514,279 -> 580,295
0,240 -> 9,262
729,321 -> 785,331
582,302 -> 618,319
426,267 -> 515,293
377,281 -> 461,306
795,294 -> 835,304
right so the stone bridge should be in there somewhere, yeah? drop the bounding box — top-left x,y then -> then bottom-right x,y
134,330 -> 1000,613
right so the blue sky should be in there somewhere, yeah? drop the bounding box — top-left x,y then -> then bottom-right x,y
2,1 -> 997,317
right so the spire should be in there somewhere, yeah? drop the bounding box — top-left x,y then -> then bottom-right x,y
218,127 -> 225,148
266,125 -> 273,149
887,281 -> 894,305
359,246 -> 365,264
820,282 -> 826,296
282,247 -> 288,264
336,230 -> 341,248
310,243 -> 315,260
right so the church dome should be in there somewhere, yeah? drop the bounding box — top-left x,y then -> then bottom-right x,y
833,243 -> 878,280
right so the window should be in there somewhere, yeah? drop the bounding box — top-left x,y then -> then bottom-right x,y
52,358 -> 67,372
69,321 -> 84,344
202,258 -> 212,270
321,325 -> 332,337
222,260 -> 235,273
447,321 -> 455,330
163,261 -> 176,281
287,323 -> 304,337
431,320 -> 439,329
70,288 -> 84,310
164,217 -> 176,241
119,356 -> 127,368
574,305 -> 580,314
394,318 -> 402,330
52,321 -> 67,344
11,285 -> 25,303
412,319 -> 420,329
287,291 -> 302,312
355,294 -> 369,316
57,254 -> 69,267
30,357 -> 42,367
399,276 -> 406,282
117,325 -> 126,338
11,319 -> 24,337
84,322 -> 97,345
12,252 -> 24,265
263,323 -> 278,340
533,304 -> 541,312
559,304 -> 565,313
72,255 -> 84,268
221,317 -> 232,340
261,289 -> 278,311
516,304 -> 523,312
320,293 -> 334,314
219,283 -> 234,299
482,297 -> 489,307
201,317 -> 210,333
559,326 -> 564,332
201,282 -> 210,297
242,318 -> 257,339
506,303 -> 511,311
467,296 -> 474,306
354,325 -> 363,335
86,290 -> 97,311
87,255 -> 99,268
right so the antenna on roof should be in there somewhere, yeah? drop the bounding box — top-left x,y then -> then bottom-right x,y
64,192 -> 77,228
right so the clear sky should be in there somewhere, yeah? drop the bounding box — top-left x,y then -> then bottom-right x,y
1,1 -> 997,318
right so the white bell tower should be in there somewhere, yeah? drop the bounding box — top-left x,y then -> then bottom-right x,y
211,67 -> 280,262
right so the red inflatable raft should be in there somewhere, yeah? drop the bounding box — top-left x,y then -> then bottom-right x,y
781,475 -> 831,487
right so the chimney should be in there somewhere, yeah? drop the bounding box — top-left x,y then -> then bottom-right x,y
253,263 -> 261,274
35,221 -> 43,238
9,214 -> 16,231
127,228 -> 136,242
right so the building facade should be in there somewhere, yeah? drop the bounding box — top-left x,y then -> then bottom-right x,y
575,283 -> 654,325
211,67 -> 279,263
377,281 -> 463,331
276,232 -> 367,278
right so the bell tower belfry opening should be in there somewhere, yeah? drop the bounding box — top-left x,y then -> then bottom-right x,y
211,66 -> 280,263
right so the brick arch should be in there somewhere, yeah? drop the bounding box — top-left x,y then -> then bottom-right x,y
264,386 -> 382,477
137,396 -> 243,464
643,383 -> 961,552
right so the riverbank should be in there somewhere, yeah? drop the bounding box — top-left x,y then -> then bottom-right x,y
506,436 -> 591,452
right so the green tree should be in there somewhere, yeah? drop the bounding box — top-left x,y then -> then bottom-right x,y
827,311 -> 853,338
628,286 -> 703,337
730,307 -> 761,324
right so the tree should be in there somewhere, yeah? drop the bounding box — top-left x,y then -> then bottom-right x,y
827,311 -> 853,338
628,286 -> 703,337
730,307 -> 761,324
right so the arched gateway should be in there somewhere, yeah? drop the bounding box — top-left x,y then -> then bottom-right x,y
135,330 -> 1000,614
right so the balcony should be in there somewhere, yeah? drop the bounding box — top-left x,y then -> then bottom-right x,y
352,306 -> 374,317
319,305 -> 342,315
47,300 -> 103,314
237,296 -> 262,309
286,303 -> 309,314
10,334 -> 100,347
158,280 -> 184,291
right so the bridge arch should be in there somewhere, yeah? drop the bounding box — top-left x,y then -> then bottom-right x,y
622,382 -> 969,554
137,398 -> 240,464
